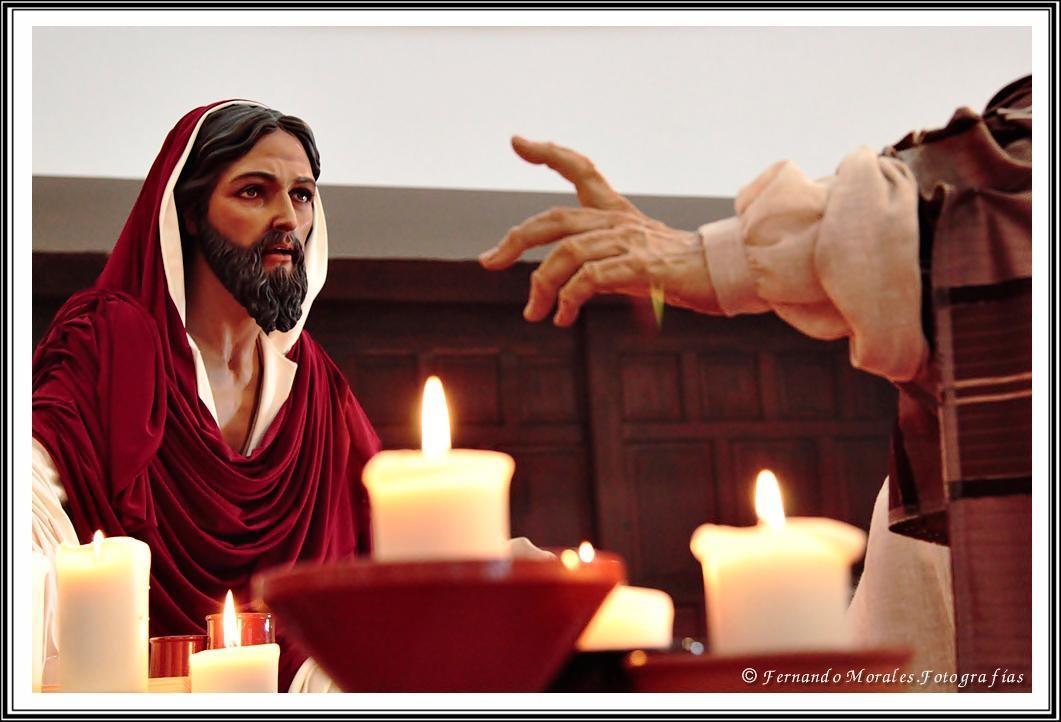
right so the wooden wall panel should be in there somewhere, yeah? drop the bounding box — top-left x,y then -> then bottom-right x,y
838,361 -> 898,420
348,353 -> 421,428
775,352 -> 838,419
833,437 -> 892,527
699,353 -> 762,420
433,353 -> 502,425
584,302 -> 896,641
505,445 -> 594,548
625,443 -> 716,585
517,355 -> 581,424
620,354 -> 685,422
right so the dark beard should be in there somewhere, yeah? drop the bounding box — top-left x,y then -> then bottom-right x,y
194,221 -> 309,334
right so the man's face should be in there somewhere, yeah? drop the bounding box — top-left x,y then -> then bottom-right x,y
193,130 -> 316,333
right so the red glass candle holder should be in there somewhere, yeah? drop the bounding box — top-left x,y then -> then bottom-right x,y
148,634 -> 208,678
205,611 -> 275,649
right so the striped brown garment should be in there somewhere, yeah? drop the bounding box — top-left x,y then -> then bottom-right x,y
883,75 -> 1032,545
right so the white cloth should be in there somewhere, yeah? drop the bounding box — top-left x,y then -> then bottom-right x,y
699,146 -> 927,382
31,438 -> 77,686
848,483 -> 955,691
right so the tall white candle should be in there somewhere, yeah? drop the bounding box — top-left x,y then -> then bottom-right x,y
189,591 -> 280,693
363,376 -> 514,561
690,470 -> 867,655
56,532 -> 150,691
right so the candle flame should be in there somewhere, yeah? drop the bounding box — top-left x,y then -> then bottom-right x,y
578,541 -> 596,563
560,549 -> 580,570
92,530 -> 104,562
421,376 -> 451,461
754,469 -> 786,528
222,590 -> 239,649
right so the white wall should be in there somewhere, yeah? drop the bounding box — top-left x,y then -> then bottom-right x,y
33,26 -> 1031,197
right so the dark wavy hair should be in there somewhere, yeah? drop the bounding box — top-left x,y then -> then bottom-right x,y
174,104 -> 321,261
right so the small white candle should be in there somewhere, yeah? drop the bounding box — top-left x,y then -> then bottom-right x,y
577,585 -> 674,651
567,542 -> 674,651
56,531 -> 150,691
690,470 -> 867,655
32,549 -> 51,691
363,376 -> 514,561
189,591 -> 279,693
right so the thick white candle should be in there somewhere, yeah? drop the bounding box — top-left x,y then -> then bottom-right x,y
55,532 -> 150,691
690,471 -> 866,655
363,377 -> 514,561
189,645 -> 280,693
32,550 -> 50,691
189,590 -> 279,693
576,585 -> 674,651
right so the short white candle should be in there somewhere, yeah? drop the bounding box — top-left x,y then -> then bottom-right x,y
32,550 -> 51,691
363,376 -> 514,562
188,646 -> 280,693
568,542 -> 673,652
56,532 -> 150,691
577,585 -> 674,652
189,591 -> 279,693
690,470 -> 867,655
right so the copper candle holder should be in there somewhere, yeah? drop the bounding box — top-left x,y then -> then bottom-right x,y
204,611 -> 275,649
148,634 -> 207,678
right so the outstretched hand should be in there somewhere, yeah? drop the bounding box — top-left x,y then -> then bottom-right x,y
480,137 -> 717,326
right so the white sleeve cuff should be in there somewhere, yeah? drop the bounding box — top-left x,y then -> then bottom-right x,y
698,217 -> 769,316
289,657 -> 342,693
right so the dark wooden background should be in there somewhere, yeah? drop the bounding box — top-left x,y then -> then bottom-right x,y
33,252 -> 897,643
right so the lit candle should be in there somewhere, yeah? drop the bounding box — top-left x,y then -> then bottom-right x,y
567,542 -> 674,652
55,531 -> 151,691
362,376 -> 515,561
189,591 -> 280,693
689,470 -> 867,654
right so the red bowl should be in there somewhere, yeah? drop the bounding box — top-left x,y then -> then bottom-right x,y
253,553 -> 624,691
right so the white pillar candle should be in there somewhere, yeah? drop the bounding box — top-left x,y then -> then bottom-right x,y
189,591 -> 279,693
690,471 -> 867,655
576,585 -> 674,652
188,646 -> 280,693
32,549 -> 51,691
55,532 -> 150,691
363,376 -> 514,562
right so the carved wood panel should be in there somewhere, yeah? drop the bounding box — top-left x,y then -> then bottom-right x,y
584,302 -> 896,641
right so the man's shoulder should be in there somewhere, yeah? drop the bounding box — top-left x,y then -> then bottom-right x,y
55,288 -> 154,323
37,289 -> 160,354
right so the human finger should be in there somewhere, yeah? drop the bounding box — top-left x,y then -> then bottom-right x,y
479,206 -> 635,269
553,255 -> 644,327
523,230 -> 629,322
511,135 -> 639,213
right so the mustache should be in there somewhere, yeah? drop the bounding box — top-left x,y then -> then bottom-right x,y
254,229 -> 306,265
